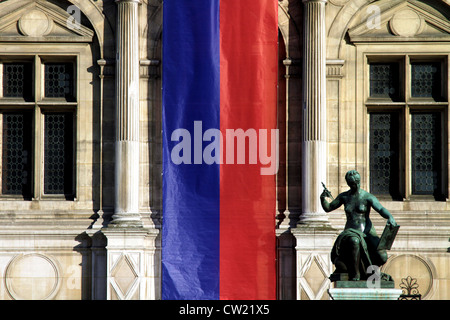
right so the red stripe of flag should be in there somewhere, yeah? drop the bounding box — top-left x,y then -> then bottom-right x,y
219,0 -> 278,300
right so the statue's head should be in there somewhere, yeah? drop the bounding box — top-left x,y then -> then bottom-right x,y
345,170 -> 361,190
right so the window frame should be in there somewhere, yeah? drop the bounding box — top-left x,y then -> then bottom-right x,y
0,54 -> 78,200
365,53 -> 449,201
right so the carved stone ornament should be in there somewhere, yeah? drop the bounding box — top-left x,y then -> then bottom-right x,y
347,1 -> 450,43
5,253 -> 61,300
389,9 -> 425,37
18,9 -> 53,37
0,1 -> 94,42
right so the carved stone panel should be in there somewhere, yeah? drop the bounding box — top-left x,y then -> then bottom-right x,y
5,253 -> 61,300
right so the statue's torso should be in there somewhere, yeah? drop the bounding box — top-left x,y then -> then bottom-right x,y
341,190 -> 374,234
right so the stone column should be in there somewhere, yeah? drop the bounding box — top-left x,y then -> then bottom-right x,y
112,0 -> 142,227
95,0 -> 161,301
301,0 -> 328,225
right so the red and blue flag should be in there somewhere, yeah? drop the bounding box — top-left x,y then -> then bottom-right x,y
162,0 -> 278,300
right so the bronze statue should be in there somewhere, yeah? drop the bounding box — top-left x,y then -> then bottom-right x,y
320,170 -> 398,282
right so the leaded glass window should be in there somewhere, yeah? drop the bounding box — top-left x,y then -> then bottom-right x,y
0,56 -> 77,200
367,55 -> 447,201
411,62 -> 441,100
44,113 -> 73,195
411,113 -> 441,196
2,63 -> 32,100
369,113 -> 400,197
44,63 -> 74,99
2,112 -> 32,197
369,63 -> 400,100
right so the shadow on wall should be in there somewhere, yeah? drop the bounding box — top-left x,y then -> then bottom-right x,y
74,231 -> 107,300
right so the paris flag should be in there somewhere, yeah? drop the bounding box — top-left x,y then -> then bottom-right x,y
162,0 -> 278,300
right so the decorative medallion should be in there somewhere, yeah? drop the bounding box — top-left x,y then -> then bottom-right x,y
18,9 -> 53,37
390,9 -> 424,37
382,254 -> 434,299
5,253 -> 61,300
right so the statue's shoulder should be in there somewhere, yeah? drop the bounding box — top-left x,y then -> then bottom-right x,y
361,189 -> 378,201
337,190 -> 350,201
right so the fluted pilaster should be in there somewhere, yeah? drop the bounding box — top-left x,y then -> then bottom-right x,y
301,0 -> 329,225
111,0 -> 142,227
116,0 -> 140,142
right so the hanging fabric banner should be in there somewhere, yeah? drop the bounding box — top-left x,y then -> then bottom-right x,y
162,0 -> 278,300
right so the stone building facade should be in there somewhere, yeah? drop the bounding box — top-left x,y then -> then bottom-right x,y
0,0 -> 448,300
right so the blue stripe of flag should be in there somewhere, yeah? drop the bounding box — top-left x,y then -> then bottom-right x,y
161,0 -> 221,300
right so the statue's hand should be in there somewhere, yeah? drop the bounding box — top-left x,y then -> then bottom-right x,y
387,216 -> 397,226
320,189 -> 332,199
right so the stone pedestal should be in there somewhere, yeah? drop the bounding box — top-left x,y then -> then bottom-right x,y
329,287 -> 403,300
102,228 -> 160,300
292,225 -> 338,300
329,280 -> 402,300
